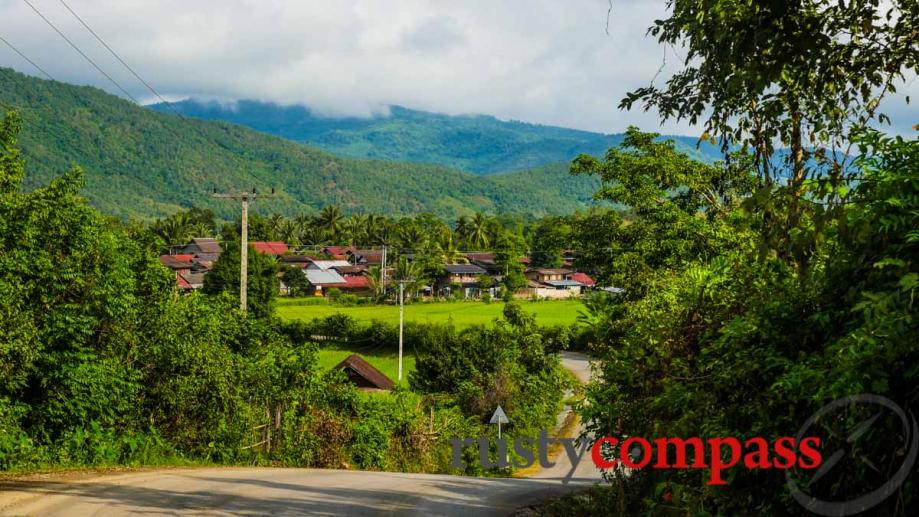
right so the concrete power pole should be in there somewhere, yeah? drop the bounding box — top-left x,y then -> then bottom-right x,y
398,280 -> 404,381
212,188 -> 275,312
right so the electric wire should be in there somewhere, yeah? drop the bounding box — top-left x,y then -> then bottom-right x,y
0,33 -> 55,80
21,0 -> 140,104
55,0 -> 182,115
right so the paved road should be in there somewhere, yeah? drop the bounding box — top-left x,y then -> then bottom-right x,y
532,352 -> 601,481
0,353 -> 602,516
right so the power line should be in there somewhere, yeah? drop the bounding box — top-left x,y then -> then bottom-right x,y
55,0 -> 182,115
0,33 -> 54,80
21,0 -> 140,104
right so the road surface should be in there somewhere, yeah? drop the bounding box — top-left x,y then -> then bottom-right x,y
0,353 -> 603,516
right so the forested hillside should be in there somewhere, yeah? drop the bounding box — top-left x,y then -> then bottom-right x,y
149,99 -> 722,174
0,68 -> 602,221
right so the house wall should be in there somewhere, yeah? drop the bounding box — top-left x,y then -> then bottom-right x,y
514,286 -> 580,300
447,273 -> 479,285
525,272 -> 565,283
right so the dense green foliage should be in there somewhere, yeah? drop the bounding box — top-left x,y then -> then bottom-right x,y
150,100 -> 723,175
282,307 -> 570,472
203,239 -> 280,318
560,1 -> 919,514
0,67 -> 603,221
0,110 -> 568,475
574,128 -> 919,516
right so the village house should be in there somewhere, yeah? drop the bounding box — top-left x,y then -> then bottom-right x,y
520,268 -> 594,299
279,254 -> 312,269
303,268 -> 348,296
307,259 -> 352,271
439,263 -> 488,298
321,246 -> 353,260
347,249 -> 383,266
251,241 -> 289,256
181,237 -> 221,261
160,253 -> 212,291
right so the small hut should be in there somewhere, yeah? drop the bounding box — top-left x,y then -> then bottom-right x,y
333,354 -> 395,391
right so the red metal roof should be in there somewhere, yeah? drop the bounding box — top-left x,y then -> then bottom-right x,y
568,272 -> 596,286
176,274 -> 193,289
323,246 -> 353,259
341,275 -> 371,289
160,254 -> 195,269
251,241 -> 289,255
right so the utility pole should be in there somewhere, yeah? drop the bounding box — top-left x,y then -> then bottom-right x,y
381,244 -> 387,297
398,280 -> 404,381
212,188 -> 275,312
396,278 -> 414,382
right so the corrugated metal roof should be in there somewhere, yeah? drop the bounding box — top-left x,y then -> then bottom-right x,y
531,268 -> 573,275
251,241 -> 289,255
568,272 -> 596,286
444,264 -> 487,275
341,275 -> 370,289
305,269 -> 346,285
189,238 -> 221,254
333,354 -> 394,390
544,280 -> 583,288
308,260 -> 352,270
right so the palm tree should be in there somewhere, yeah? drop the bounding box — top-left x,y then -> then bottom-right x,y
468,213 -> 491,249
455,215 -> 471,244
317,205 -> 343,242
345,214 -> 368,245
279,220 -> 301,247
153,211 -> 193,246
435,232 -> 468,264
397,223 -> 425,250
267,213 -> 286,241
395,257 -> 425,300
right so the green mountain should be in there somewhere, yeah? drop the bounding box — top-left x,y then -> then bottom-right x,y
0,67 -> 604,221
149,99 -> 723,174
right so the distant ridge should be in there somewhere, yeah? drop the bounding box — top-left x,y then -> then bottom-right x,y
149,99 -> 724,175
0,67 -> 603,220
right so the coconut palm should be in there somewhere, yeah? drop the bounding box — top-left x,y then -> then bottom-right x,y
317,205 -> 343,241
455,215 -> 471,244
344,214 -> 368,245
267,213 -> 286,241
435,231 -> 468,264
468,212 -> 491,249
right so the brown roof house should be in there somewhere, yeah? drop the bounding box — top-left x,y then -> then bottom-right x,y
182,238 -> 222,261
333,354 -> 395,391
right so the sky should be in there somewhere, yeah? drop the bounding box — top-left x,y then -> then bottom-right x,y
1,0 -> 916,136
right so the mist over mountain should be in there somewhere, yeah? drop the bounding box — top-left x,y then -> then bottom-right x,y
149,99 -> 723,175
0,67 -> 604,221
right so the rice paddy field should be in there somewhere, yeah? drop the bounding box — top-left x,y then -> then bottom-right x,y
280,299 -> 583,386
276,299 -> 583,329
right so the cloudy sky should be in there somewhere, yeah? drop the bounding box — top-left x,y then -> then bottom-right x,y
1,0 -> 916,135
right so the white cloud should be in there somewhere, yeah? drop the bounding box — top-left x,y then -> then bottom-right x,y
1,0 -> 916,136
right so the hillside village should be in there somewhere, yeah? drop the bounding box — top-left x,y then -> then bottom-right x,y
2,0 -> 916,514
160,237 -> 599,300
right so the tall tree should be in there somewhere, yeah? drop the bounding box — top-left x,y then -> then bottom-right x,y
317,205 -> 343,241
467,213 -> 491,249
203,240 -> 279,318
623,0 -> 918,186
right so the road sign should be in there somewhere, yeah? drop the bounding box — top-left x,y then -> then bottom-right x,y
490,406 -> 509,439
489,406 -> 509,424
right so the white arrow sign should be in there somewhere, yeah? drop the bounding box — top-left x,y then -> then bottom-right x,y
490,405 -> 509,438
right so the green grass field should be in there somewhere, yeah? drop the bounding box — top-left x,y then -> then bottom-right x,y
282,299 -> 583,387
276,299 -> 584,329
317,343 -> 416,387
